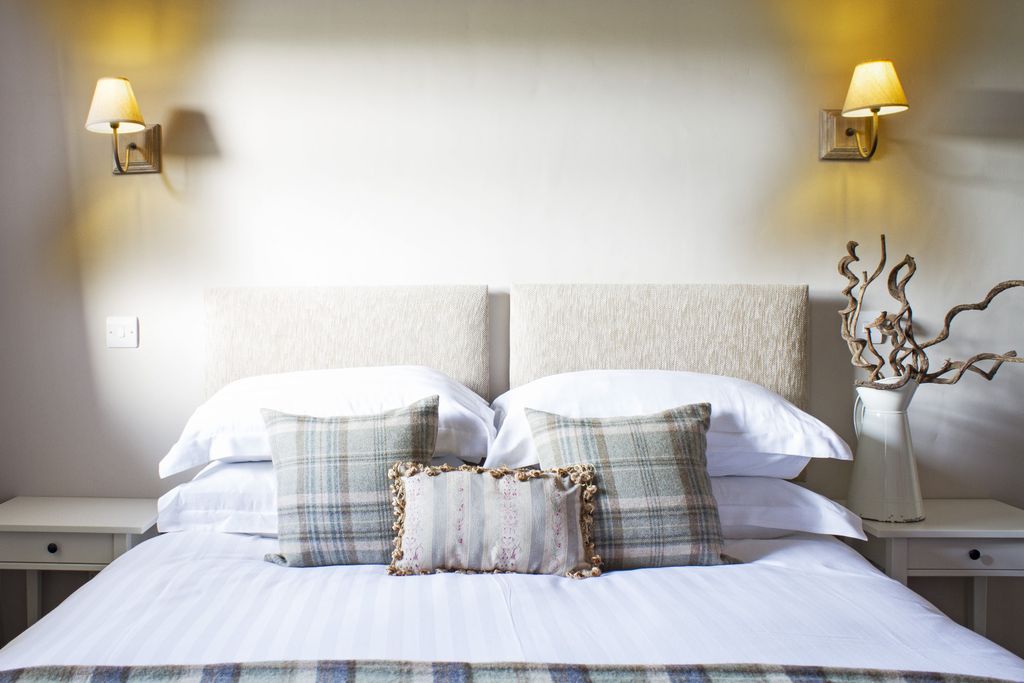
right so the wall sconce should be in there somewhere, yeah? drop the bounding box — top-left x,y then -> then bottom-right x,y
819,60 -> 909,161
85,77 -> 161,174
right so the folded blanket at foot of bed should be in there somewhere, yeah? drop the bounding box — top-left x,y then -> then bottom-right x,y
0,660 -> 1011,683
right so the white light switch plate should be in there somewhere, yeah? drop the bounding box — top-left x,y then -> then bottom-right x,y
106,316 -> 139,348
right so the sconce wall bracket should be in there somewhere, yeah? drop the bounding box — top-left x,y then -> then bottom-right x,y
818,109 -> 873,161
112,124 -> 161,174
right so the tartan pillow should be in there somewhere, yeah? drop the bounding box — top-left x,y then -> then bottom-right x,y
388,462 -> 601,578
262,396 -> 438,567
527,402 -> 731,570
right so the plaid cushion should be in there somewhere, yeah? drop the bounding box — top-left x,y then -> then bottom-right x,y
263,396 -> 439,567
388,463 -> 601,578
527,402 -> 730,570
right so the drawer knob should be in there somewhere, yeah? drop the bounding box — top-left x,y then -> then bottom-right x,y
46,543 -> 58,554
968,549 -> 981,561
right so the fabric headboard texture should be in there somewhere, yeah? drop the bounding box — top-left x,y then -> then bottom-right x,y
205,286 -> 490,398
509,284 -> 809,408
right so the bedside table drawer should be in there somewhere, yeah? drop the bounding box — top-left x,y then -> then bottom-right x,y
908,538 -> 1024,571
0,531 -> 115,565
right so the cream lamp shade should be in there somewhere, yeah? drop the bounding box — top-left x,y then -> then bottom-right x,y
85,77 -> 146,133
841,60 -> 909,118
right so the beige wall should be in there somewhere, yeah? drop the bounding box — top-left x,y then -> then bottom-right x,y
1,0 -> 1023,654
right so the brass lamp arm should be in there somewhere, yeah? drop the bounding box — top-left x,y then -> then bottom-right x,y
109,123 -> 138,174
846,109 -> 880,159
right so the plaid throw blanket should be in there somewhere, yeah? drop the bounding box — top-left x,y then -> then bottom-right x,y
0,660 -> 1011,682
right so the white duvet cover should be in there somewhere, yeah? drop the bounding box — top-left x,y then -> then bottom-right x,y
1,532 -> 1021,679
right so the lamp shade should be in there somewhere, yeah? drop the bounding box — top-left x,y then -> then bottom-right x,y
85,77 -> 145,133
841,60 -> 909,118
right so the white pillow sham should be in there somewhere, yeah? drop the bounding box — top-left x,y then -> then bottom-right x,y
713,476 -> 865,540
157,461 -> 864,542
158,461 -> 278,535
159,366 -> 495,478
485,370 -> 851,477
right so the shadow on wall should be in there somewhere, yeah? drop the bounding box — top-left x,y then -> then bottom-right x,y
0,571 -> 91,648
488,291 -> 511,399
900,88 -> 1024,190
0,0 -> 136,645
913,367 -> 1024,501
164,108 -> 222,158
0,3 -> 135,501
803,294 -> 856,497
931,89 -> 1024,141
162,107 -> 222,196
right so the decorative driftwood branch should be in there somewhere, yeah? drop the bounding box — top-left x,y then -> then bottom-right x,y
838,235 -> 1023,389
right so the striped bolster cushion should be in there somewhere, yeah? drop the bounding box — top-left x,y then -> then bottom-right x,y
388,463 -> 601,578
527,402 -> 732,570
262,396 -> 439,567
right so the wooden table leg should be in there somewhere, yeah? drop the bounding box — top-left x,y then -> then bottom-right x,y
25,570 -> 40,626
967,576 -> 988,636
886,539 -> 909,585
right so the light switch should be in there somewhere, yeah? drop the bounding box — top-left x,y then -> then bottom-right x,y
106,316 -> 139,348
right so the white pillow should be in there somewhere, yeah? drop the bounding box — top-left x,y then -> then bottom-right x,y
158,463 -> 865,541
713,477 -> 865,540
486,370 -> 851,477
159,366 -> 495,478
158,461 -> 278,535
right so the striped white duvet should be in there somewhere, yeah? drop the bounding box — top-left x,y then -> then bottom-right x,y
0,532 -> 1021,679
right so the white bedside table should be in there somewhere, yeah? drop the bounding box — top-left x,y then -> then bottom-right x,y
854,498 -> 1024,637
0,497 -> 157,625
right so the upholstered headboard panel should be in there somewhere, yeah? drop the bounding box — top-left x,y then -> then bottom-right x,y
509,284 -> 809,408
205,286 -> 489,397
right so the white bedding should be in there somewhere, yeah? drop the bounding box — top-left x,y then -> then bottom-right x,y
1,532 -> 1021,678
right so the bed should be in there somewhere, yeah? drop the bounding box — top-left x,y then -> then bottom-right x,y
0,285 -> 1021,682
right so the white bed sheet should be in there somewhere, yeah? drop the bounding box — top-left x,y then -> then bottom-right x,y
0,532 -> 1021,678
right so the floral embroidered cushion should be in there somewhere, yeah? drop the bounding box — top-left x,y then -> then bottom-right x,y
388,463 -> 600,578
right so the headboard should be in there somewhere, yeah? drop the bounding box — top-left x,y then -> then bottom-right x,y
509,284 -> 809,408
205,286 -> 489,397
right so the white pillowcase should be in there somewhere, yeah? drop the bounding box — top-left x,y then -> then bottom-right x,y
157,462 -> 865,542
713,477 -> 865,540
159,366 -> 495,478
158,461 -> 278,535
486,370 -> 851,477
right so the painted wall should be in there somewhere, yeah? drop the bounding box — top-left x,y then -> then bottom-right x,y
2,0 -> 1023,654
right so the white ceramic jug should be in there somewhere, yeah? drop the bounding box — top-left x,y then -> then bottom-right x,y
846,376 -> 925,522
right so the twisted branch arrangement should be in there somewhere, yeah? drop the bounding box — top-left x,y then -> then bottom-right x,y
839,235 -> 1023,389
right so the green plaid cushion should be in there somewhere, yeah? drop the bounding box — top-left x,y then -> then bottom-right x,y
527,402 -> 730,570
262,396 -> 439,567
